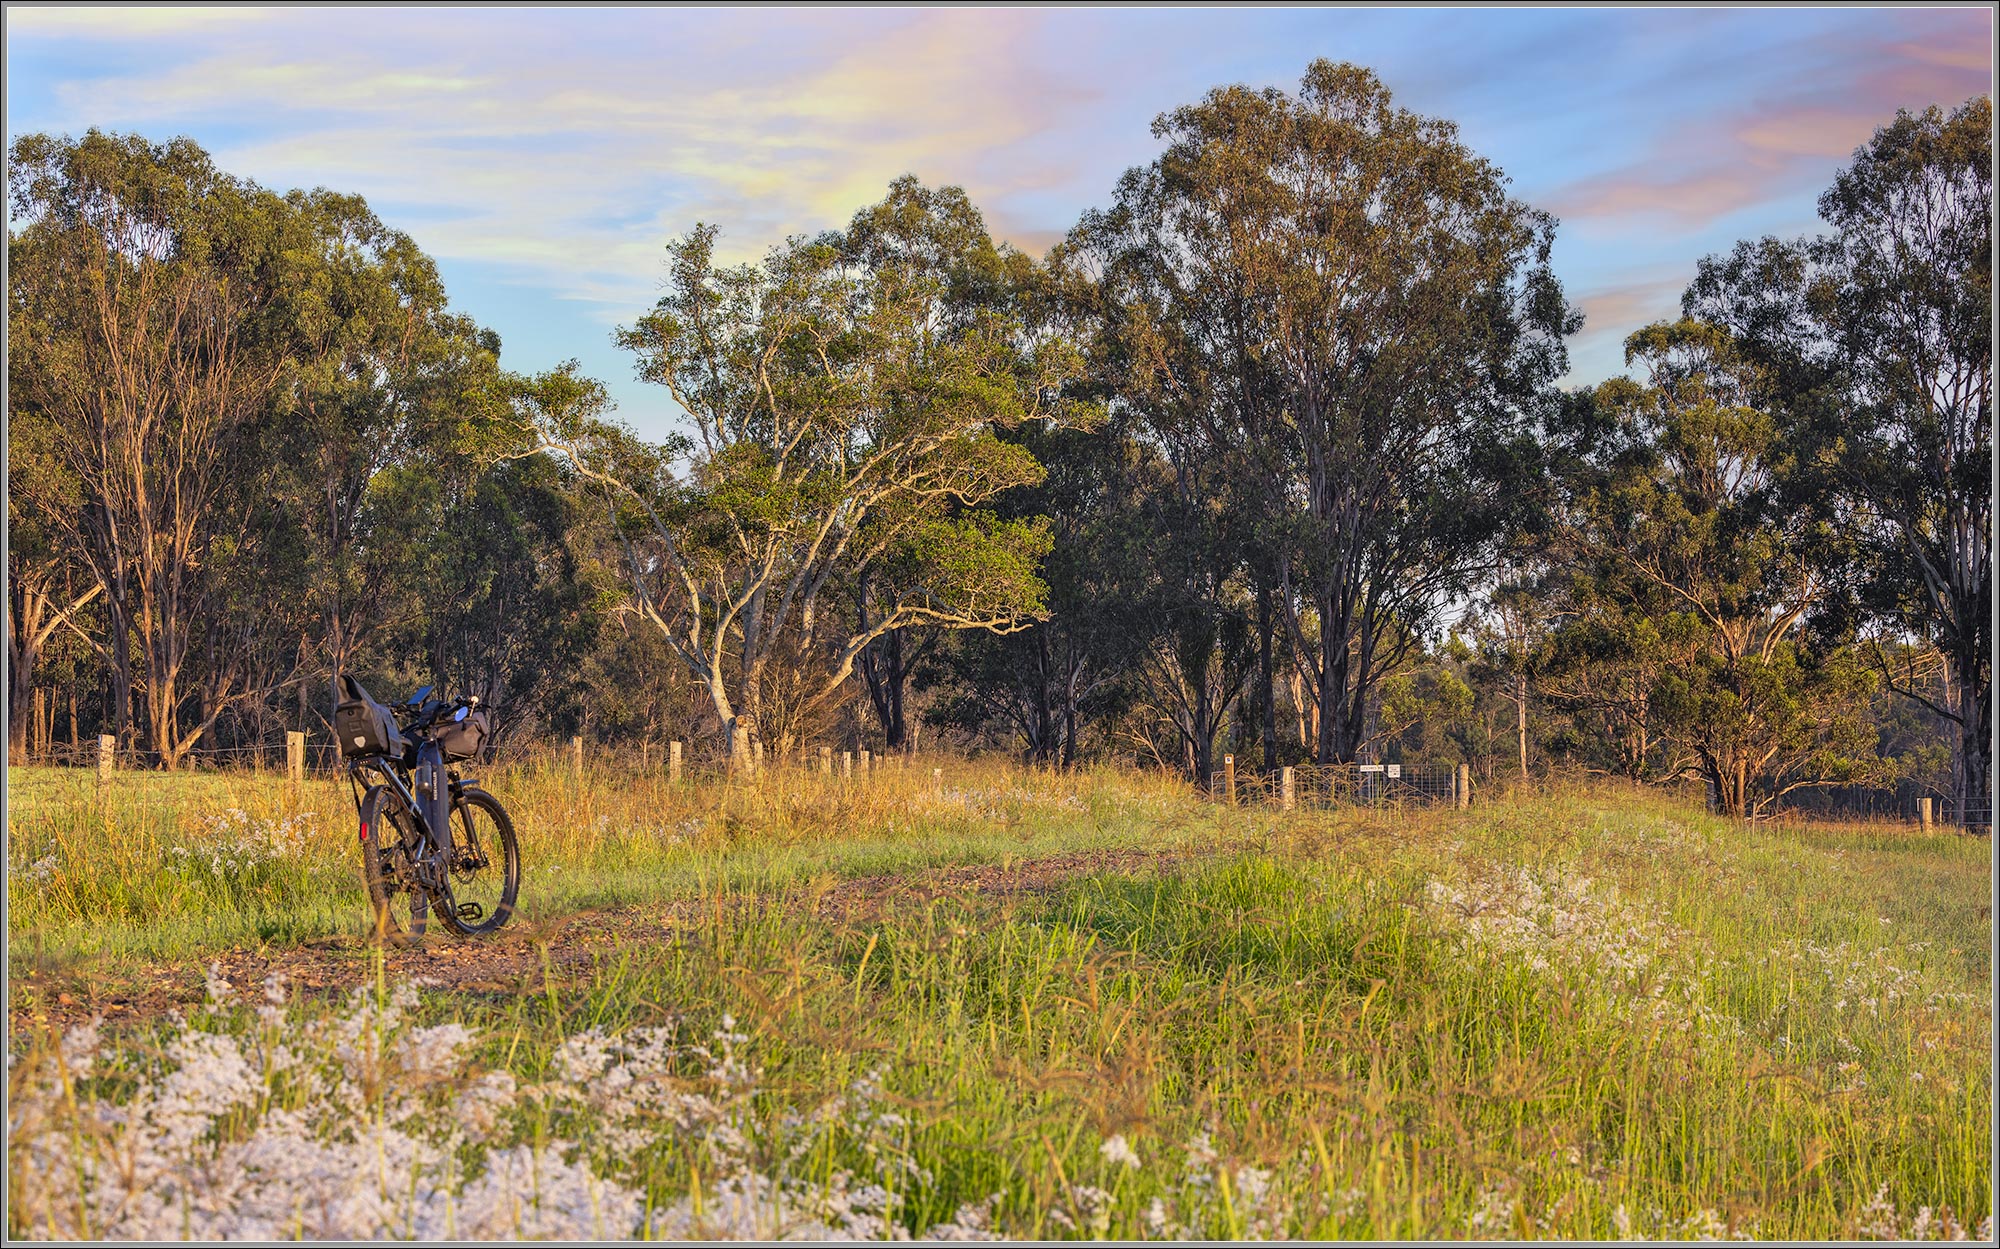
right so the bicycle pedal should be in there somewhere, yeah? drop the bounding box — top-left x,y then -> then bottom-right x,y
456,903 -> 484,922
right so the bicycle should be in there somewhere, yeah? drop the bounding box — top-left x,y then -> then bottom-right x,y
336,678 -> 520,940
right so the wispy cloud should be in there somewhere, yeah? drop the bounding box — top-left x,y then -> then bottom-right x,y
8,7 -> 1989,435
1575,274 -> 1689,343
31,7 -> 1099,322
1548,12 -> 1990,234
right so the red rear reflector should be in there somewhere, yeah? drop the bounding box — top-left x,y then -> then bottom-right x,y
359,821 -> 370,842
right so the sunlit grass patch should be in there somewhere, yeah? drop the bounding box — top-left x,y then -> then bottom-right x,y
4,759 -> 1214,963
9,778 -> 1991,1240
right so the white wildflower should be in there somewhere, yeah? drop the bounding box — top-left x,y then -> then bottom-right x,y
1100,1133 -> 1141,1170
1467,1184 -> 1517,1238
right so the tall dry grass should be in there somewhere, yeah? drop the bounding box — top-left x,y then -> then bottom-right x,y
5,762 -> 1991,1239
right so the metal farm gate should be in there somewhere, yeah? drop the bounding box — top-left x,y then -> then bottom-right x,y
1211,758 -> 1466,810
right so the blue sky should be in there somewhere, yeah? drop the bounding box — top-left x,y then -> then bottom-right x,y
8,5 -> 1991,442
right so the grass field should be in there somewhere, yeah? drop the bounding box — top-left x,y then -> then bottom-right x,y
6,761 -> 1993,1239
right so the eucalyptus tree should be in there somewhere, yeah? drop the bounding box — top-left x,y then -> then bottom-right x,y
1081,61 -> 1574,768
8,131 -> 299,765
527,186 -> 1087,758
1553,321 -> 1878,815
4,406 -> 100,754
921,415 -> 1151,765
1684,97 -> 1991,824
265,188 -> 515,706
831,177 -> 1068,751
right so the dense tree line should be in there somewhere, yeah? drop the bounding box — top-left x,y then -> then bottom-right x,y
6,66 -> 1988,822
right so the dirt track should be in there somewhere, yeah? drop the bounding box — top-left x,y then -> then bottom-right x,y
8,848 -> 1181,1036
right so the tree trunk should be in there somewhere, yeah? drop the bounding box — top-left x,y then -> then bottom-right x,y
7,578 -> 45,756
1707,751 -> 1750,818
1061,670 -> 1079,769
1516,673 -> 1529,784
107,599 -> 133,748
1256,581 -> 1277,773
1191,678 -> 1214,790
1316,589 -> 1340,764
861,626 -> 910,752
1032,632 -> 1054,764
1955,673 -> 1992,832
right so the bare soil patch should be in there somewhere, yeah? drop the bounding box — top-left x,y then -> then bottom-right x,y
8,847 -> 1186,1036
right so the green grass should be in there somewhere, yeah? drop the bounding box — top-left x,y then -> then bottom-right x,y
4,759 -> 1217,963
5,765 -> 1991,1239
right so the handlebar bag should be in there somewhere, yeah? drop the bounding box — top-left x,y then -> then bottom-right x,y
432,706 -> 490,761
334,675 -> 408,759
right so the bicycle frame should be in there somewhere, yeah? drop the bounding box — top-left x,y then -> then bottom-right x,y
347,739 -> 453,868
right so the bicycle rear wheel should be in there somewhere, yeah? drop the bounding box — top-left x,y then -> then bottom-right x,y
358,784 -> 428,941
436,787 -> 519,936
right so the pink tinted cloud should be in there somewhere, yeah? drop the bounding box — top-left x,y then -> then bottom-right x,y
1575,275 -> 1687,339
1552,13 -> 1990,232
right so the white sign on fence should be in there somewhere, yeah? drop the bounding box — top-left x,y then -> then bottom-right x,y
1359,764 -> 1384,773
1386,764 -> 1402,779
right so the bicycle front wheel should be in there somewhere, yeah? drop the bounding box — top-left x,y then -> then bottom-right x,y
436,787 -> 520,936
358,784 -> 428,941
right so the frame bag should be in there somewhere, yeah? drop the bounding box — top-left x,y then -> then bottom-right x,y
334,675 -> 408,759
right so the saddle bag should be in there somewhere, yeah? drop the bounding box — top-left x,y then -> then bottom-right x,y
333,675 -> 408,759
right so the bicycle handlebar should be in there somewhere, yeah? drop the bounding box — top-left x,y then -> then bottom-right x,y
396,692 -> 482,734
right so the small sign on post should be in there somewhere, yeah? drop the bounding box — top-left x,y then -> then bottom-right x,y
98,734 -> 116,785
1223,754 -> 1236,804
669,740 -> 684,784
1280,766 -> 1295,811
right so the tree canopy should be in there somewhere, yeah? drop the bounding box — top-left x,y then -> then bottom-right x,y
5,81 -> 1987,826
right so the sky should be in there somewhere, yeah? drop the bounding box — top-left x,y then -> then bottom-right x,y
7,5 -> 1992,443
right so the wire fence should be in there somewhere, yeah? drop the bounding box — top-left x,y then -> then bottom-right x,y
9,736 -> 1992,833
12,738 -> 352,775
1212,761 -> 1464,810
1941,796 -> 1994,835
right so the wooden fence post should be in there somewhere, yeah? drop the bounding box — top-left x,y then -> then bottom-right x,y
860,749 -> 871,779
1918,796 -> 1933,833
842,751 -> 853,780
820,746 -> 832,775
642,741 -> 652,773
1457,763 -> 1471,810
1223,754 -> 1237,804
97,734 -> 116,784
669,740 -> 683,785
752,738 -> 764,774
731,725 -> 749,771
287,731 -> 306,787
1280,766 -> 1295,811
571,735 -> 583,780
